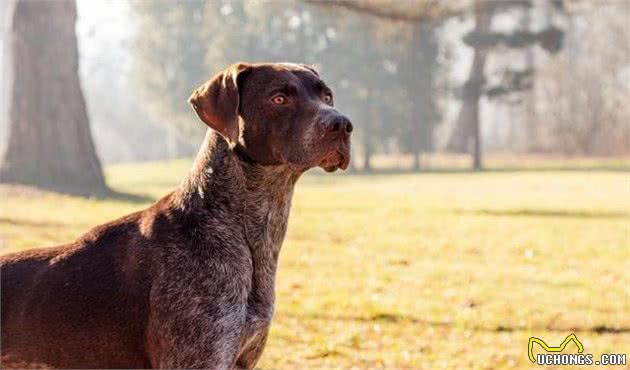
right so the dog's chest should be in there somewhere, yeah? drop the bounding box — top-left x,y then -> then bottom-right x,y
242,190 -> 293,321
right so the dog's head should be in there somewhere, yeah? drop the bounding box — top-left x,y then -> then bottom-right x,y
189,62 -> 352,172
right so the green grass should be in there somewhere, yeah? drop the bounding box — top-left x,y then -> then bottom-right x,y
1,160 -> 629,369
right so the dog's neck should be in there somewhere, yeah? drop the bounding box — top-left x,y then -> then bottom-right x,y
180,129 -> 301,240
177,130 -> 301,313
179,130 -> 301,314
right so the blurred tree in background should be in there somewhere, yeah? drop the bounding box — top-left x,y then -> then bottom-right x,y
398,21 -> 444,170
446,0 -> 565,170
0,0 -> 107,194
534,2 -> 630,155
130,0 -> 209,156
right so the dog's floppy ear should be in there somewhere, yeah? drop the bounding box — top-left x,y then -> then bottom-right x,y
188,63 -> 251,146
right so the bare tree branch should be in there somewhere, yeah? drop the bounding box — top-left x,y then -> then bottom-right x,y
305,0 -> 471,22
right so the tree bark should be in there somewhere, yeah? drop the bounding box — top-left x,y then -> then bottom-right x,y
413,151 -> 421,171
362,94 -> 374,172
305,0 -> 468,23
469,4 -> 488,171
0,0 -> 107,194
408,23 -> 423,172
399,21 -> 440,172
447,0 -> 490,170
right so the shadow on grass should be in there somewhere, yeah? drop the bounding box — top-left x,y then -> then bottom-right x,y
293,312 -> 630,334
0,217 -> 70,228
46,187 -> 155,204
102,189 -> 155,203
453,208 -> 629,219
0,181 -> 155,204
312,165 -> 630,176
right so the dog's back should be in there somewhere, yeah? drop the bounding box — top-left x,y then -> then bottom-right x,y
1,212 -> 153,368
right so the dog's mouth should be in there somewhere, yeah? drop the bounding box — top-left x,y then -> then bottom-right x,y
319,145 -> 350,173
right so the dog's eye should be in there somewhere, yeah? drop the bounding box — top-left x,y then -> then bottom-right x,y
271,94 -> 288,105
323,94 -> 333,104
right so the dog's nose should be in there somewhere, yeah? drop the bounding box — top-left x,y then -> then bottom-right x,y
327,115 -> 353,135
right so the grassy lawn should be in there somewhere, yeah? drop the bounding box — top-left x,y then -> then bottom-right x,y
1,160 -> 629,369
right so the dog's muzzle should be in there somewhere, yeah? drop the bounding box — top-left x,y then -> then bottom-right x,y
319,113 -> 352,172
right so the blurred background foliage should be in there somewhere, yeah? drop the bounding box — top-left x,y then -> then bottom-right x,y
0,0 -> 628,192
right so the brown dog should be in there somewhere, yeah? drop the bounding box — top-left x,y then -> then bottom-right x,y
0,62 -> 352,369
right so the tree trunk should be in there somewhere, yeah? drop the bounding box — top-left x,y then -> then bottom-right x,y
0,0 -> 107,194
401,21 -> 440,172
1,1 -> 15,144
471,75 -> 482,171
522,3 -> 538,152
447,0 -> 490,170
362,94 -> 375,172
408,23 -> 422,172
413,151 -> 421,171
362,143 -> 372,172
362,115 -> 373,173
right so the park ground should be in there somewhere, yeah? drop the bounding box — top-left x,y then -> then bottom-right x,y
1,158 -> 629,369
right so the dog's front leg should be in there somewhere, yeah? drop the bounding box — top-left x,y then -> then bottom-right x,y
146,260 -> 251,370
235,329 -> 269,369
